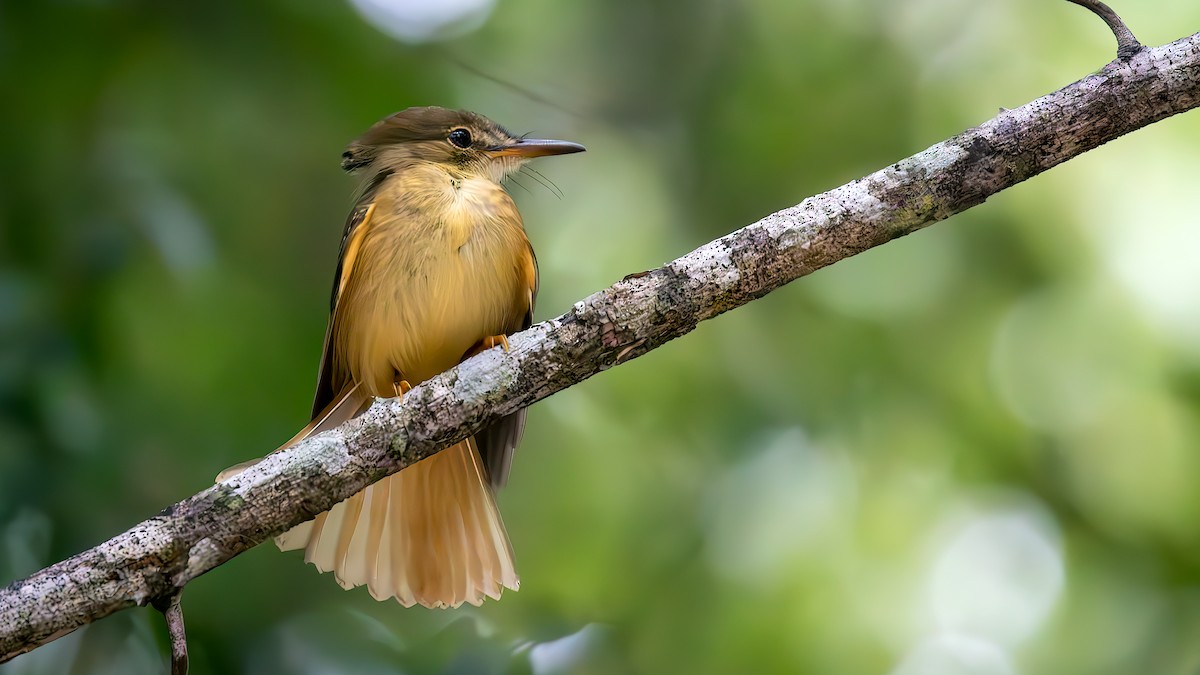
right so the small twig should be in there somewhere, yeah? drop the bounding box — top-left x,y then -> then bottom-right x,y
152,593 -> 188,675
436,49 -> 585,119
1066,0 -> 1143,60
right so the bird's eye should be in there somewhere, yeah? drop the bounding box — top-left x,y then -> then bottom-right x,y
448,128 -> 472,148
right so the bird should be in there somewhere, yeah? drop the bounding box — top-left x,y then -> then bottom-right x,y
218,106 -> 584,608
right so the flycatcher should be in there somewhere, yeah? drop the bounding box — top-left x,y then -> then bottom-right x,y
219,107 -> 584,608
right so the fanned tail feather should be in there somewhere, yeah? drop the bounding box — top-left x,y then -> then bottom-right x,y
218,383 -> 519,608
215,383 -> 368,483
284,438 -> 519,607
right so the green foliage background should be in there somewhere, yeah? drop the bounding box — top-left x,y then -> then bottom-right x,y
2,1 -> 1200,673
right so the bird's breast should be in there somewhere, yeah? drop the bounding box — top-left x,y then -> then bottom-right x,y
334,169 -> 534,393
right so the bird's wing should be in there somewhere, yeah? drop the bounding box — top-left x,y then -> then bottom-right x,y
215,198 -> 377,483
311,189 -> 380,418
524,242 -> 539,327
476,242 -> 538,488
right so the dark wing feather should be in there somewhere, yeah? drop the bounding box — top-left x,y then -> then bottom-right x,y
310,185 -> 382,418
477,244 -> 538,488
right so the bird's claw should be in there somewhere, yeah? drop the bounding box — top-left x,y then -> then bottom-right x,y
392,378 -> 412,399
463,334 -> 510,359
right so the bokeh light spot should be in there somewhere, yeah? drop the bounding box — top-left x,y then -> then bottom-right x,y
347,0 -> 496,43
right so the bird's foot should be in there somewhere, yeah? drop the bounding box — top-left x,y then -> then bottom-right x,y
392,378 -> 412,399
463,334 -> 510,359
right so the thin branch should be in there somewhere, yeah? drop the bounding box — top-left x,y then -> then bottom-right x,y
151,593 -> 188,675
1,25 -> 1199,669
1066,0 -> 1143,59
436,48 -> 586,119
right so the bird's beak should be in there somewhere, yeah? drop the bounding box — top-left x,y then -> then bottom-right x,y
490,138 -> 586,158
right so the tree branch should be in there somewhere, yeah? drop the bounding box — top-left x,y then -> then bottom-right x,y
151,592 -> 187,675
1067,0 -> 1144,59
3,24 -> 1199,668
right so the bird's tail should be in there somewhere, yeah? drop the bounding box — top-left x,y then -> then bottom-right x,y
217,384 -> 518,608
284,436 -> 518,607
214,383 -> 370,482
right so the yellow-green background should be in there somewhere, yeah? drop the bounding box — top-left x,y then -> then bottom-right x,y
2,1 -> 1199,673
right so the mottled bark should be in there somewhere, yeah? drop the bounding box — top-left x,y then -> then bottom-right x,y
2,25 -> 1199,667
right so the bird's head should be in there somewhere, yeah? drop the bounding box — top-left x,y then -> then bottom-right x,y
342,106 -> 584,184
